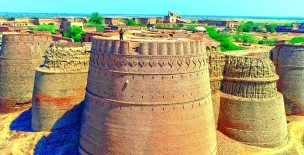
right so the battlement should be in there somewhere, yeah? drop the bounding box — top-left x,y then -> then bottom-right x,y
91,32 -> 207,56
40,42 -> 91,72
272,44 -> 304,68
224,55 -> 277,80
222,56 -> 278,99
2,33 -> 53,43
1,33 -> 53,59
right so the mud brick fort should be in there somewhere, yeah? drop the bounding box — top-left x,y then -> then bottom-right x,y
1,28 -> 304,154
31,42 -> 91,131
0,33 -> 53,112
271,44 -> 304,115
219,55 -> 288,147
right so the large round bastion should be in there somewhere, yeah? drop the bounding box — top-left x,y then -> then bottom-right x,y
0,33 -> 53,112
218,55 -> 288,147
31,42 -> 91,131
79,34 -> 217,154
271,44 -> 304,115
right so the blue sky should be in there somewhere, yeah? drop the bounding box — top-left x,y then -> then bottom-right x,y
0,0 -> 303,17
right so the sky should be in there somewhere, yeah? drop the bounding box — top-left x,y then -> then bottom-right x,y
0,0 -> 303,17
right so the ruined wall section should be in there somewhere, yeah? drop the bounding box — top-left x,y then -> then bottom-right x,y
79,36 -> 217,155
31,42 -> 91,131
207,49 -> 225,126
0,33 -> 53,112
218,55 -> 288,148
271,44 -> 304,115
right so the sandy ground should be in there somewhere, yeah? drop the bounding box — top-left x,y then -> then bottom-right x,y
0,108 -> 304,155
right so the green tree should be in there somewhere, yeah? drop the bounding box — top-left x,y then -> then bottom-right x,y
266,24 -> 276,33
34,24 -> 57,33
88,12 -> 104,24
205,26 -> 245,52
126,19 -> 146,26
236,22 -> 254,32
284,23 -> 292,27
258,38 -> 278,46
257,28 -> 266,33
126,19 -> 137,26
232,34 -> 257,43
63,26 -> 85,42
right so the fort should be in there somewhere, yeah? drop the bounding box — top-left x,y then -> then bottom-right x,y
0,33 -> 53,112
31,42 -> 91,131
218,55 -> 288,147
2,29 -> 304,154
271,44 -> 304,115
78,33 -> 217,154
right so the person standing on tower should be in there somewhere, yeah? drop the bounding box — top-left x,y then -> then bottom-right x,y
119,29 -> 125,41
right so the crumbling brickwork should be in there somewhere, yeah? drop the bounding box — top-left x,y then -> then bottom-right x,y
218,55 -> 288,147
79,35 -> 217,155
0,33 -> 53,112
31,42 -> 91,131
271,44 -> 304,115
206,46 -> 225,126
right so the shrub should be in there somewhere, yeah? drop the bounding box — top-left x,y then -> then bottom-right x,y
284,23 -> 292,27
257,28 -> 266,33
258,38 -> 278,46
266,24 -> 276,33
126,19 -> 146,26
88,12 -> 104,25
88,12 -> 104,31
205,26 -> 245,52
63,26 -> 85,42
220,40 -> 245,52
288,36 -> 304,44
237,22 -> 254,32
34,24 -> 57,33
232,34 -> 257,43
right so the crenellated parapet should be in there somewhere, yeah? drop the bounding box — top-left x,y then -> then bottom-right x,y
1,33 -> 53,59
40,42 -> 91,72
91,37 -> 207,56
224,55 -> 277,80
222,56 -> 279,99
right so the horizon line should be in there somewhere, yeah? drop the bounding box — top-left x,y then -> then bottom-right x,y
1,12 -> 304,19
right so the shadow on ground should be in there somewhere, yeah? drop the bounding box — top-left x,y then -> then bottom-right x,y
34,102 -> 84,155
10,108 -> 33,132
10,102 -> 85,155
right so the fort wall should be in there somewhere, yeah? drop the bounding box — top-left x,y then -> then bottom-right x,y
206,48 -> 225,126
79,35 -> 217,154
271,44 -> 304,115
218,55 -> 288,147
31,42 -> 91,131
0,33 -> 53,112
